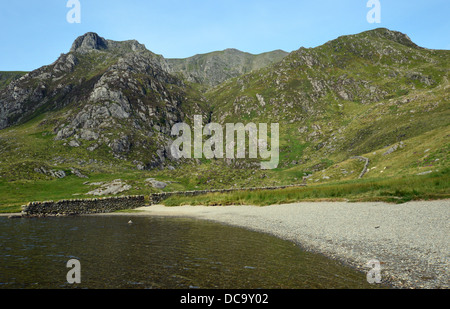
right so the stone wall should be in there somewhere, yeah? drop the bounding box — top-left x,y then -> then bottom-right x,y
21,195 -> 145,217
19,184 -> 308,217
351,156 -> 370,179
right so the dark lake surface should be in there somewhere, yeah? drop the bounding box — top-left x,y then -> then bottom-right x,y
0,216 -> 381,289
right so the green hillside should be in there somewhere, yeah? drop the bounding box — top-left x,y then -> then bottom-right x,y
0,28 -> 448,212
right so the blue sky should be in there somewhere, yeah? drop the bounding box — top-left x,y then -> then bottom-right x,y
0,0 -> 448,71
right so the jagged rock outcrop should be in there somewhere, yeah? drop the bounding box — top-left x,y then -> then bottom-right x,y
86,179 -> 132,196
70,32 -> 109,53
34,167 -> 67,179
51,48 -> 202,165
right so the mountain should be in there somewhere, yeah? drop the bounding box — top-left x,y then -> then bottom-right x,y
0,28 -> 448,204
0,32 -> 288,172
206,28 -> 449,179
0,32 -> 211,170
166,48 -> 288,88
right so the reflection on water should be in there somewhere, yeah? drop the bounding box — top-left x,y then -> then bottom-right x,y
0,216 -> 381,289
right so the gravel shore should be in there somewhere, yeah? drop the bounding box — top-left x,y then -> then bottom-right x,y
125,200 -> 450,289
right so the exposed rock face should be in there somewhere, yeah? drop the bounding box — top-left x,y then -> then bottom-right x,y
53,53 -> 79,73
34,167 -> 66,179
145,178 -> 168,189
109,136 -> 132,154
50,49 -> 200,165
367,28 -> 421,49
86,179 -> 132,196
70,32 -> 109,53
383,142 -> 405,156
0,70 -> 48,130
70,168 -> 88,178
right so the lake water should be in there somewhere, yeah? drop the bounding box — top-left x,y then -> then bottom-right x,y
0,216 -> 381,289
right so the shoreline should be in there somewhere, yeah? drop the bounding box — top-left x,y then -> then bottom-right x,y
98,200 -> 449,289
3,199 -> 449,289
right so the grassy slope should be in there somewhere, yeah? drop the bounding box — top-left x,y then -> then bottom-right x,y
162,168 -> 449,207
0,109 -> 276,212
1,114 -> 448,212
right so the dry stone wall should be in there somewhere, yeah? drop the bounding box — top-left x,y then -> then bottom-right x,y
351,156 -> 370,179
21,195 -> 145,217
19,184 -> 307,217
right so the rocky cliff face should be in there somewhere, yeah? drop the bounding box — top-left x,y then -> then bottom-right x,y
70,32 -> 109,53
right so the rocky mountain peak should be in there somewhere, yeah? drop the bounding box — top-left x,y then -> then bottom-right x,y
364,28 -> 420,49
70,32 -> 109,53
